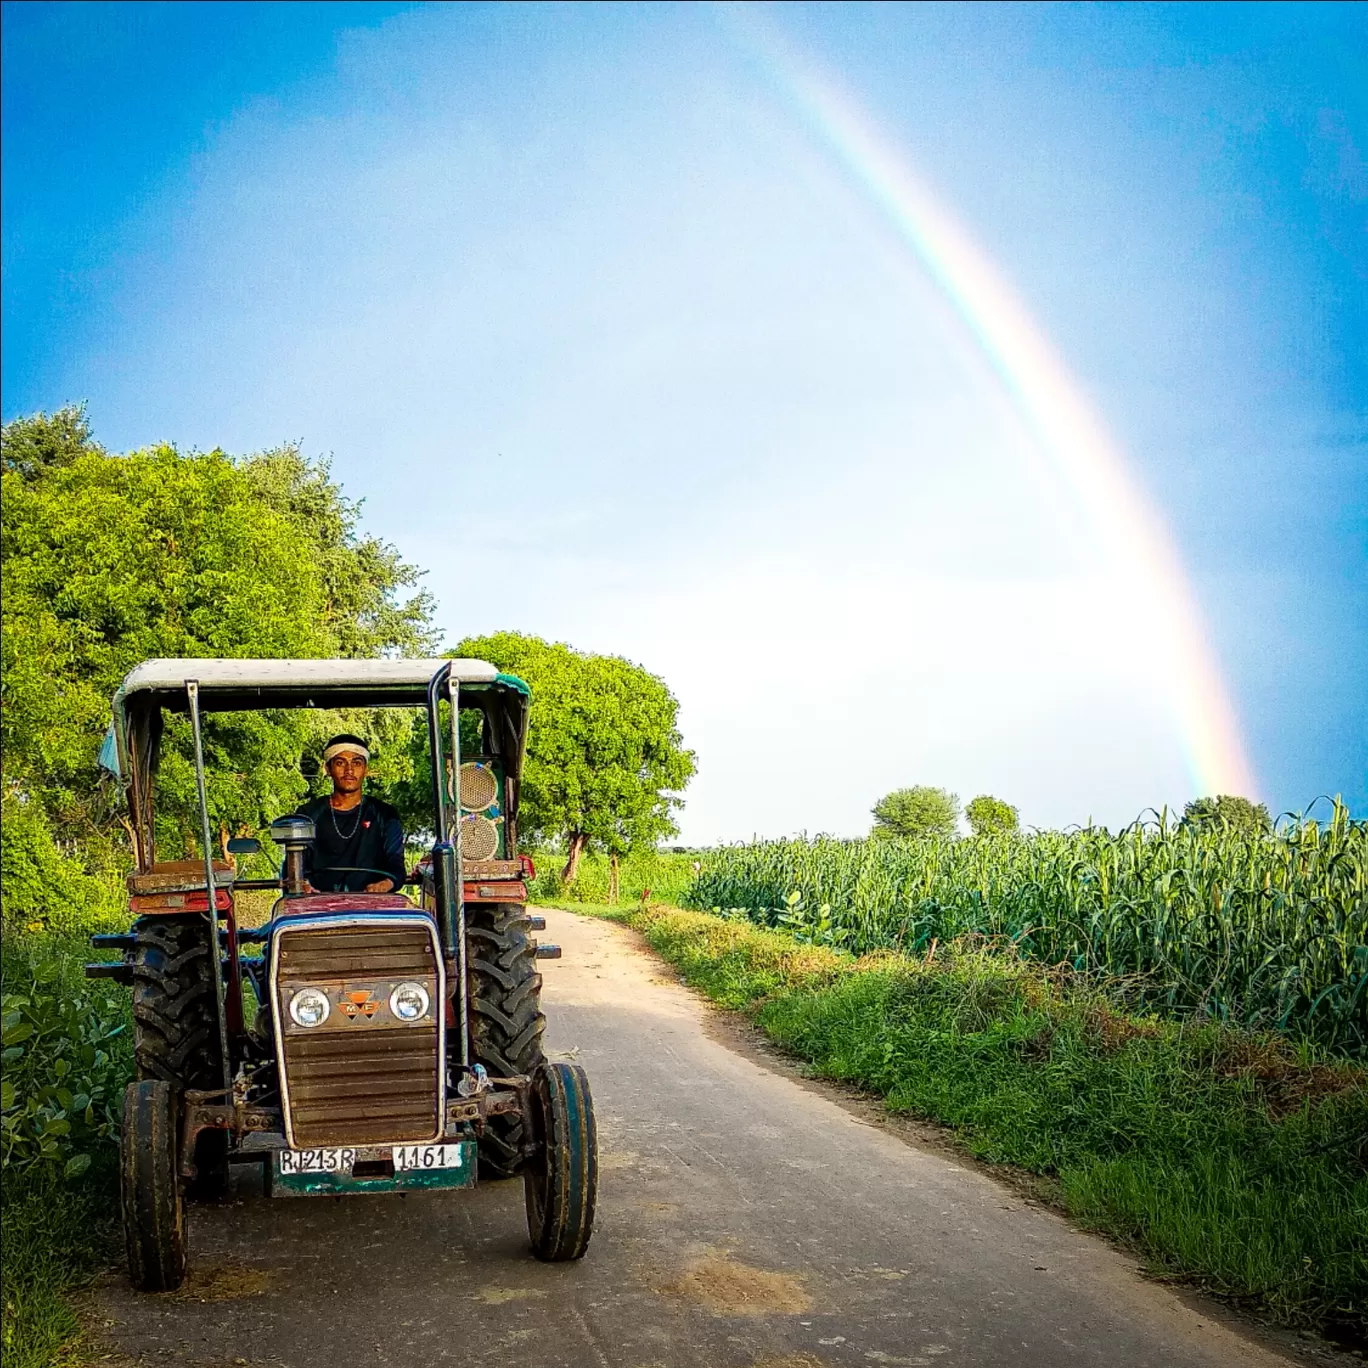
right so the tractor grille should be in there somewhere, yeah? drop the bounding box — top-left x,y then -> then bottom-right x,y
272,920 -> 443,1148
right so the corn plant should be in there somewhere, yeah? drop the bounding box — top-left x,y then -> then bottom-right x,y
684,801 -> 1367,1055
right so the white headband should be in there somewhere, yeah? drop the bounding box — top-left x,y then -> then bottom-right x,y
322,742 -> 370,765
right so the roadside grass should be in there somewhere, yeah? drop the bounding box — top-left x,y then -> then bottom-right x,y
2,926 -> 129,1368
1,1159 -> 119,1368
549,900 -> 1368,1338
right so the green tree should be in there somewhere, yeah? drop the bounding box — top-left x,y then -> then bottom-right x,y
965,794 -> 1019,836
1,409 -> 435,872
1182,794 -> 1272,835
871,786 -> 960,840
452,632 -> 696,883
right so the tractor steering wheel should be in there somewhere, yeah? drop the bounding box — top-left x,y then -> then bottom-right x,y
309,866 -> 399,893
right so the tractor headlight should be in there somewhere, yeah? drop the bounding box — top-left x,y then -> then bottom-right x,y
389,981 -> 430,1022
288,987 -> 331,1028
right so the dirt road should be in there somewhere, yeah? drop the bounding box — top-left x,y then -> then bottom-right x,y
93,907 -> 1293,1368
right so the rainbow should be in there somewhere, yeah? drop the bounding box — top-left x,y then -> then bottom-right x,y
718,7 -> 1258,800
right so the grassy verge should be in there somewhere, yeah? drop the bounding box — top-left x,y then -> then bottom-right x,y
550,900 -> 1368,1338
1,1164 -> 119,1368
2,928 -> 130,1368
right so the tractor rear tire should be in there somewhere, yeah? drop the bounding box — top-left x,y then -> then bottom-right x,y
467,902 -> 546,1178
121,1080 -> 186,1292
131,915 -> 225,1094
524,1062 -> 597,1261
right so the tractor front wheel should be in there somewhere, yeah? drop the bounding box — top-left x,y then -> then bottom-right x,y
524,1061 -> 597,1262
121,1079 -> 186,1292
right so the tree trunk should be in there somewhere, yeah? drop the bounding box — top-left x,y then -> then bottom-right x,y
561,833 -> 588,886
607,853 -> 620,905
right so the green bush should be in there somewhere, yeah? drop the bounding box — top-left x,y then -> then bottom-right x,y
0,795 -> 124,936
0,929 -> 131,1366
1,934 -> 130,1178
0,807 -> 131,1362
1,1163 -> 121,1368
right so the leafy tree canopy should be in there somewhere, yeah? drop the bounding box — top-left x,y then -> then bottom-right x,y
1,408 -> 435,860
451,632 -> 696,879
871,786 -> 960,840
1181,794 -> 1272,835
965,794 -> 1019,836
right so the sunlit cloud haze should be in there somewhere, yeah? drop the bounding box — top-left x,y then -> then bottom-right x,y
3,2 -> 1365,840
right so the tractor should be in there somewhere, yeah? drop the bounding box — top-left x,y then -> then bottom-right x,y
85,657 -> 597,1291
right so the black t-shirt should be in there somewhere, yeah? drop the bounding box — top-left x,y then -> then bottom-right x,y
298,795 -> 406,893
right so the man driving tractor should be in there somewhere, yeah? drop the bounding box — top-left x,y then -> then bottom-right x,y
96,658 -> 594,1290
298,733 -> 406,893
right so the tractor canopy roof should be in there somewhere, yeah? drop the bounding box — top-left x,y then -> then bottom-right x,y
113,657 -> 529,716
109,659 -> 531,869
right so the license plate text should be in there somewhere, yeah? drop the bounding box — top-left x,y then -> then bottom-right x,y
278,1147 -> 357,1175
392,1143 -> 463,1171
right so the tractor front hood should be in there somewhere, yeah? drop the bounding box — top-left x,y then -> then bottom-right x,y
269,909 -> 447,1150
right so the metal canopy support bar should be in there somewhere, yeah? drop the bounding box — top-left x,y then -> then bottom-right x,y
426,662 -> 468,1067
448,673 -> 468,1069
186,681 -> 233,1092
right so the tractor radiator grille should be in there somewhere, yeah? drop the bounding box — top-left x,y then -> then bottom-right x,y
272,921 -> 443,1148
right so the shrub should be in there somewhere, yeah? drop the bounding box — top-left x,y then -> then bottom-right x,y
0,934 -> 130,1179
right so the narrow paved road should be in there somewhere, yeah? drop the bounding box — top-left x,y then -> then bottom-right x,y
94,907 -> 1292,1368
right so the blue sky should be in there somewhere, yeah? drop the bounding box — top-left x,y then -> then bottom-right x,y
3,1 -> 1364,839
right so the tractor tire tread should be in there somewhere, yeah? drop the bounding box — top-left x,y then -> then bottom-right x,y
121,1079 -> 186,1291
131,916 -> 224,1094
525,1061 -> 597,1261
465,903 -> 545,1178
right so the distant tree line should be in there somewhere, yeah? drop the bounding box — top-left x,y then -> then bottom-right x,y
871,787 -> 1020,839
871,788 -> 1271,840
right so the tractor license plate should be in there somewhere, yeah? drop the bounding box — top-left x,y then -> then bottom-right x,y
278,1146 -> 357,1175
392,1143 -> 464,1171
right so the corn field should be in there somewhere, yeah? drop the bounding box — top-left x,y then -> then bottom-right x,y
683,802 -> 1368,1055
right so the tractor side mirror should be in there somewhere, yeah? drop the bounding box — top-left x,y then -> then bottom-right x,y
299,752 -> 320,779
227,837 -> 261,856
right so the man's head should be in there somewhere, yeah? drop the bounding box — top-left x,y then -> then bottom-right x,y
322,734 -> 369,798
